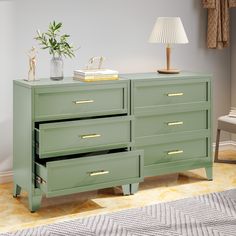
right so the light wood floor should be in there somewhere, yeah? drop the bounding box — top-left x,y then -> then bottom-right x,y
1,150 -> 236,233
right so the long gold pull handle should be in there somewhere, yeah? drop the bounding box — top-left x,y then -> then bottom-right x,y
73,100 -> 94,104
167,121 -> 184,126
89,170 -> 109,176
167,150 -> 183,155
80,134 -> 101,139
167,92 -> 184,97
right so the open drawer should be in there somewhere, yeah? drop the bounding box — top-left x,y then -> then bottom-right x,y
35,116 -> 134,158
35,150 -> 144,197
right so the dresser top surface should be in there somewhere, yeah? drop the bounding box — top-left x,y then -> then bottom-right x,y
14,71 -> 211,88
120,71 -> 211,80
14,77 -> 128,88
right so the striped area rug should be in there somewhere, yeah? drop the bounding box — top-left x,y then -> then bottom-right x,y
2,188 -> 236,236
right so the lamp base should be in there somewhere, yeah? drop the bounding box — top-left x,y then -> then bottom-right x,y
158,69 -> 180,74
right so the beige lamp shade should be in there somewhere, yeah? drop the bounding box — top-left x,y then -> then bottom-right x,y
149,17 -> 189,44
148,17 -> 188,74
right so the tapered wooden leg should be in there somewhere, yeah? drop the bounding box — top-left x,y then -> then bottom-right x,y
13,183 -> 22,197
28,193 -> 42,213
205,166 -> 213,181
121,184 -> 130,195
214,129 -> 221,162
130,183 -> 139,195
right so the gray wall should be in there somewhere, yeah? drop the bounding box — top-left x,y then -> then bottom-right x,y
231,10 -> 236,141
0,1 -> 16,173
231,11 -> 236,108
0,0 -> 231,173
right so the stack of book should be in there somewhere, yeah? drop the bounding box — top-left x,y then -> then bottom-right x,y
229,108 -> 236,118
73,69 -> 119,82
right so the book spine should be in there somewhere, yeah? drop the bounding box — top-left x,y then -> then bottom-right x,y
73,77 -> 119,82
74,70 -> 118,76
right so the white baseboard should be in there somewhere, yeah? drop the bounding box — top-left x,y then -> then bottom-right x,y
212,140 -> 236,151
0,171 -> 13,184
0,141 -> 236,184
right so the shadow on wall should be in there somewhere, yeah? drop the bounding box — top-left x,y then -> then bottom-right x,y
0,118 -> 13,172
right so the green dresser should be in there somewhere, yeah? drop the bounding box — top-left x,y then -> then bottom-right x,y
13,72 -> 212,212
13,78 -> 143,212
121,72 -> 212,179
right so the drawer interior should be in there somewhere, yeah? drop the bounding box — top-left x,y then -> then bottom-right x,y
35,148 -> 128,164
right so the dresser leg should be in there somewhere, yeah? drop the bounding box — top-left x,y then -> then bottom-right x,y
28,193 -> 42,212
214,129 -> 221,162
121,184 -> 130,195
205,166 -> 213,181
13,183 -> 22,197
130,183 -> 139,195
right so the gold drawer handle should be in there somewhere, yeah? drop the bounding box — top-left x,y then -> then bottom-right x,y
167,121 -> 184,126
89,170 -> 109,176
167,150 -> 183,155
80,134 -> 101,139
167,92 -> 184,97
73,100 -> 94,104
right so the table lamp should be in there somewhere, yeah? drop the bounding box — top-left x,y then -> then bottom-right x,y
149,17 -> 188,74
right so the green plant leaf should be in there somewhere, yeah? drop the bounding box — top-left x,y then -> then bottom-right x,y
35,20 -> 77,58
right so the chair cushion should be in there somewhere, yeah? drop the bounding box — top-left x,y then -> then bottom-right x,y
218,115 -> 236,133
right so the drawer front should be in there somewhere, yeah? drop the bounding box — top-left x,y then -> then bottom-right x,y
133,81 -> 208,109
36,116 -> 133,158
35,150 -> 143,196
138,137 -> 208,166
135,110 -> 207,138
34,83 -> 128,121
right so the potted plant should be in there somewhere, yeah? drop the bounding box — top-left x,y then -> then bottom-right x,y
35,21 -> 76,80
